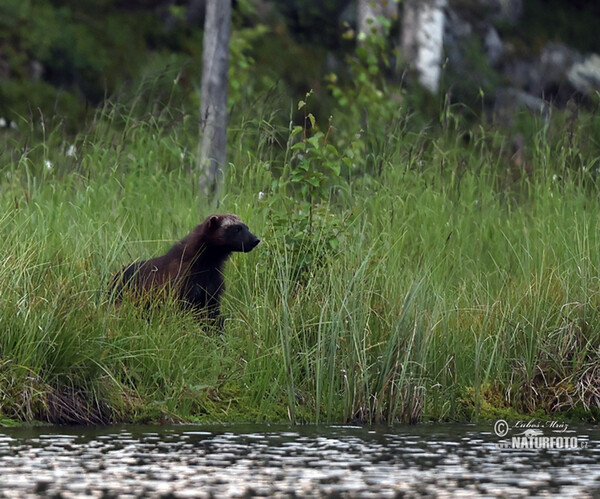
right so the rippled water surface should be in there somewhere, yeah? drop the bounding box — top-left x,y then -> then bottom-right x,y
1,423 -> 599,497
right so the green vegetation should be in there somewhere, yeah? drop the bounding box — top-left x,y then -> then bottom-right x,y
1,56 -> 600,424
1,3 -> 600,425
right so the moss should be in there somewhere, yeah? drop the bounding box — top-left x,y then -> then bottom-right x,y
0,417 -> 22,427
563,404 -> 600,423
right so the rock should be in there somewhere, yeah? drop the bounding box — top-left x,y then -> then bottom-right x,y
484,26 -> 504,67
502,57 -> 540,93
498,43 -> 600,108
27,61 -> 44,81
495,87 -> 550,122
488,0 -> 523,25
443,8 -> 472,67
539,43 -> 582,102
567,54 -> 600,98
540,43 -> 582,82
429,0 -> 598,109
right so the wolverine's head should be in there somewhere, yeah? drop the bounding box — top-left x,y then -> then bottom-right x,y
203,214 -> 260,253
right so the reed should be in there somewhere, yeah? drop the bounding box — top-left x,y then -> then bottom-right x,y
1,90 -> 599,424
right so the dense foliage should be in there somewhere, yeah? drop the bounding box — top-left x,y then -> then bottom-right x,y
1,1 -> 600,425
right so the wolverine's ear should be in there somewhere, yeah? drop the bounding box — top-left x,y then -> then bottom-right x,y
208,215 -> 220,231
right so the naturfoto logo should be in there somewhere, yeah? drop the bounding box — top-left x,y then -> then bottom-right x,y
493,420 -> 588,450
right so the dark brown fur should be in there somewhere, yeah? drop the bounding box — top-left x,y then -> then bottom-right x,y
111,214 -> 260,325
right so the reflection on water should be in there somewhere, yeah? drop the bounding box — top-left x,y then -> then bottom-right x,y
0,423 -> 599,497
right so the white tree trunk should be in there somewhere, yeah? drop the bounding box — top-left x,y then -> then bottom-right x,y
402,0 -> 446,93
198,0 -> 231,201
357,0 -> 398,39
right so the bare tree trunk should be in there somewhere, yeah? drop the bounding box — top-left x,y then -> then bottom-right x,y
401,0 -> 446,93
357,0 -> 398,39
198,0 -> 231,203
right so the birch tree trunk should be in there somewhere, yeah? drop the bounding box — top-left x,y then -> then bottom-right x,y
357,0 -> 398,39
198,0 -> 231,202
401,0 -> 447,93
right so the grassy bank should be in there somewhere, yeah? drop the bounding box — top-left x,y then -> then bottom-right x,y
1,89 -> 600,425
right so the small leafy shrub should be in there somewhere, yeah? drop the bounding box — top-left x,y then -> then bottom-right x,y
289,91 -> 343,208
260,91 -> 350,281
325,24 -> 410,176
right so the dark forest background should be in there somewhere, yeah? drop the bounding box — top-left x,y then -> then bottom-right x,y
2,0 -> 600,131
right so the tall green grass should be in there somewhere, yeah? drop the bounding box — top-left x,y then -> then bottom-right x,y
1,94 -> 600,424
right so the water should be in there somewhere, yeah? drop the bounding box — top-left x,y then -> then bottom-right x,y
0,423 -> 599,497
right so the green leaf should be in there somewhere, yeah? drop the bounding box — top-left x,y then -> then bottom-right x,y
307,135 -> 320,148
308,113 -> 316,129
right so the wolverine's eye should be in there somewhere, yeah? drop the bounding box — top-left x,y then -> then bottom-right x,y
235,226 -> 242,233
